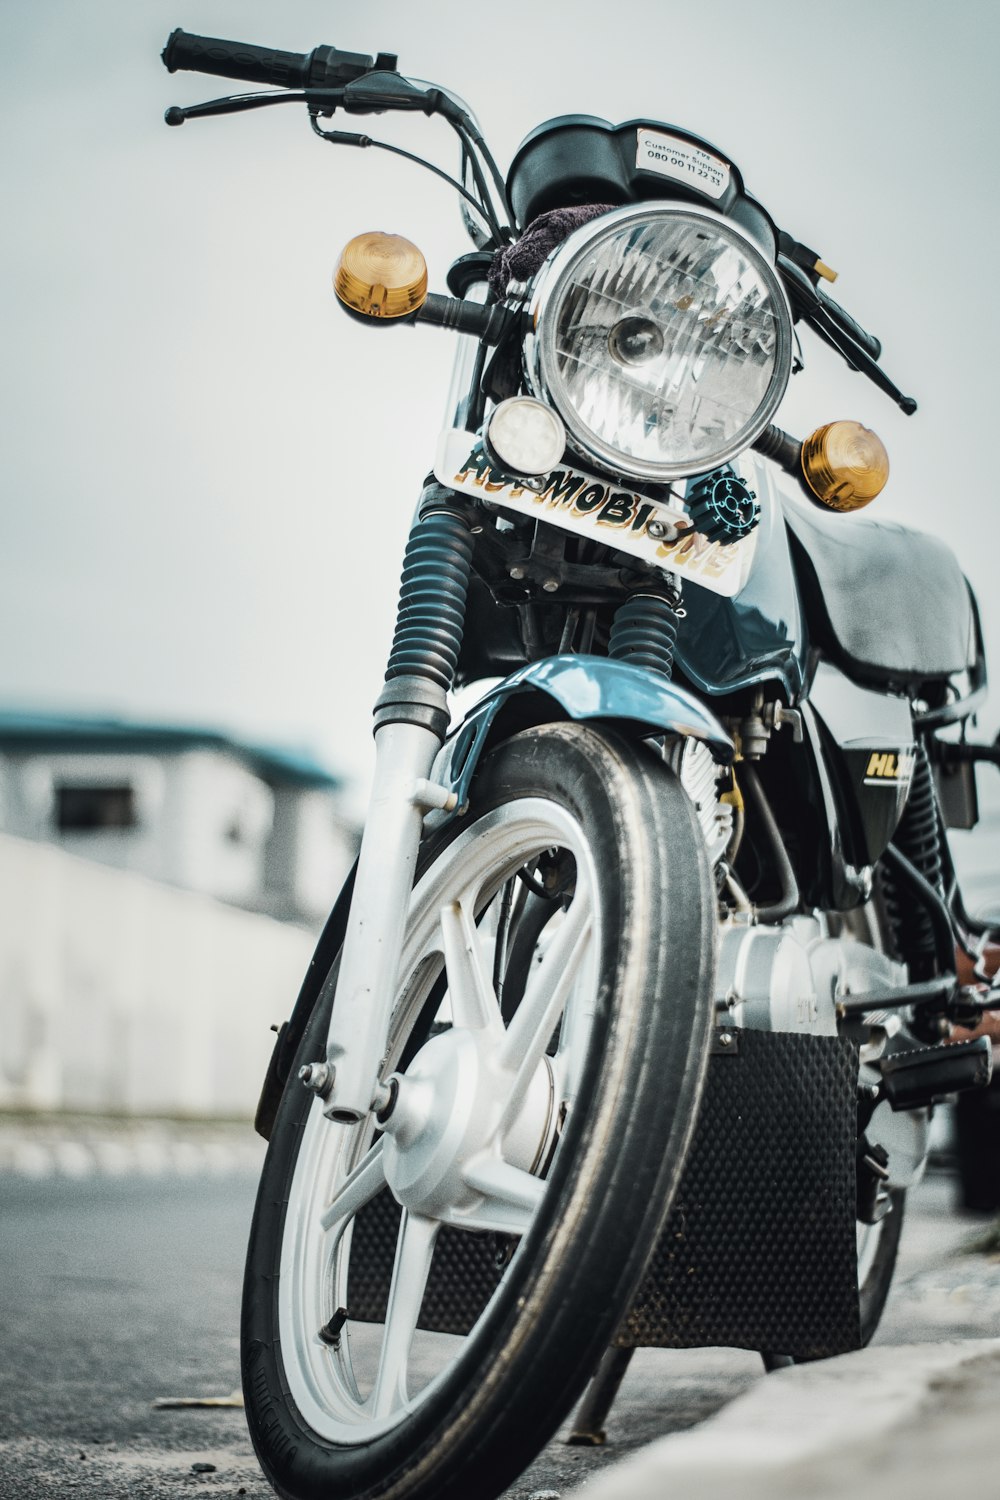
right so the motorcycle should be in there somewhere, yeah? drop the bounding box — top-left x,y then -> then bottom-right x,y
162,27 -> 1000,1500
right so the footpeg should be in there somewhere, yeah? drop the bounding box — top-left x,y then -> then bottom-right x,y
879,1035 -> 992,1112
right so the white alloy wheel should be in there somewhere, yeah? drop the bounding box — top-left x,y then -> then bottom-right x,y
278,797 -> 598,1441
243,723 -> 716,1500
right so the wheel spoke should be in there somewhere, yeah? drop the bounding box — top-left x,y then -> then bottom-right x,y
498,883 -> 593,1129
461,1154 -> 544,1235
556,919 -> 600,1102
318,1139 -> 386,1236
370,1211 -> 439,1418
439,897 -> 504,1036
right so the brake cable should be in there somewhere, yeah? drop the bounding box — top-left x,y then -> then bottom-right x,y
307,114 -> 503,243
166,79 -> 512,248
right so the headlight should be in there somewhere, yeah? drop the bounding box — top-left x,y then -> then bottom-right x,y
525,204 -> 793,482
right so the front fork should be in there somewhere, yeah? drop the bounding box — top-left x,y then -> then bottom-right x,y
319,494 -> 476,1122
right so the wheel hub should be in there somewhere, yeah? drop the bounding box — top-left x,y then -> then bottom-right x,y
380,1027 -> 554,1222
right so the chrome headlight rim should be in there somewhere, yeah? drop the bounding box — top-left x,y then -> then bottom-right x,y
524,202 -> 794,484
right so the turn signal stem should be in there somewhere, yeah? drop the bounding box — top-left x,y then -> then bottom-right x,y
753,422 -> 803,475
335,282 -> 518,344
415,295 -> 518,343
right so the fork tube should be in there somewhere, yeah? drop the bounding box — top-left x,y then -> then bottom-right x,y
444,279 -> 488,430
322,498 -> 475,1122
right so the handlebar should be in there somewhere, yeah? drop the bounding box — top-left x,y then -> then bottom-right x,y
159,31 -> 912,406
815,286 -> 882,364
777,250 -> 914,412
161,28 -> 394,91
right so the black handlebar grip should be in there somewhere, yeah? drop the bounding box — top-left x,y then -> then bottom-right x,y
162,29 -> 311,88
816,288 -> 883,363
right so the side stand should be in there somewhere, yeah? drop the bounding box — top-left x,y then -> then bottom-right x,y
566,1346 -> 635,1446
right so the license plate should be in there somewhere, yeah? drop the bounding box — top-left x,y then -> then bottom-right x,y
435,430 -> 758,598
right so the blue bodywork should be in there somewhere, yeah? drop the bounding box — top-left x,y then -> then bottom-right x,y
437,653 -> 734,813
675,483 -> 808,702
436,474 -> 806,816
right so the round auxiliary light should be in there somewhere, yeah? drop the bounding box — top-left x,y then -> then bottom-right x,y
800,421 -> 889,511
525,203 -> 794,483
485,397 -> 566,477
333,231 -> 428,320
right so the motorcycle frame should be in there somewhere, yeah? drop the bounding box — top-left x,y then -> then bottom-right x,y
155,44 -> 1000,1490
272,277 -> 994,1130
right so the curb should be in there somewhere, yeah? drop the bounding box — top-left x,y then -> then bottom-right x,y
569,1339 -> 1000,1500
0,1117 -> 265,1179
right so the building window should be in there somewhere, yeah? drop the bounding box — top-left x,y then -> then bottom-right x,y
55,784 -> 137,831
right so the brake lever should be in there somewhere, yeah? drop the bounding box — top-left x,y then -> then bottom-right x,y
165,73 -> 436,128
165,89 -> 320,125
778,254 -> 917,415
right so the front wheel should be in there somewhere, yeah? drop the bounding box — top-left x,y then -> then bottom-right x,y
242,723 -> 716,1500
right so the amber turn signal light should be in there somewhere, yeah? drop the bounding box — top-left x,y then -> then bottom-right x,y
800,421 -> 889,512
334,232 -> 428,320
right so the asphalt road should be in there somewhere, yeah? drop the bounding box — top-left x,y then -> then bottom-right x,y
1,1156 -> 997,1500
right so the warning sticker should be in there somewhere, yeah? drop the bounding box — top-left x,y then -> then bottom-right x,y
636,128 -> 731,200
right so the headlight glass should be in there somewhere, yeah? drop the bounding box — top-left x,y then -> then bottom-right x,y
526,204 -> 793,482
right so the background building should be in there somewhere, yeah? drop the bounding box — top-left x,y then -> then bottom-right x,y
0,712 -> 358,1118
0,711 -> 357,927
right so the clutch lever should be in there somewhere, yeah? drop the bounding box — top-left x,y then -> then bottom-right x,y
165,89 -> 319,125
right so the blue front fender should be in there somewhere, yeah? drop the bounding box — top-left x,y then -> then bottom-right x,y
434,653 -> 734,814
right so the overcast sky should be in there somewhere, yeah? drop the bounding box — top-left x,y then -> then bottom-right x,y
2,0 -> 998,806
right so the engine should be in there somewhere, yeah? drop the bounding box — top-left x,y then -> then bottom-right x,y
672,739 -> 908,1036
673,740 -> 929,1194
715,914 -> 907,1036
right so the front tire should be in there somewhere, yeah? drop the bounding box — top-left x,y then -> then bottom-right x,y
242,723 -> 715,1500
